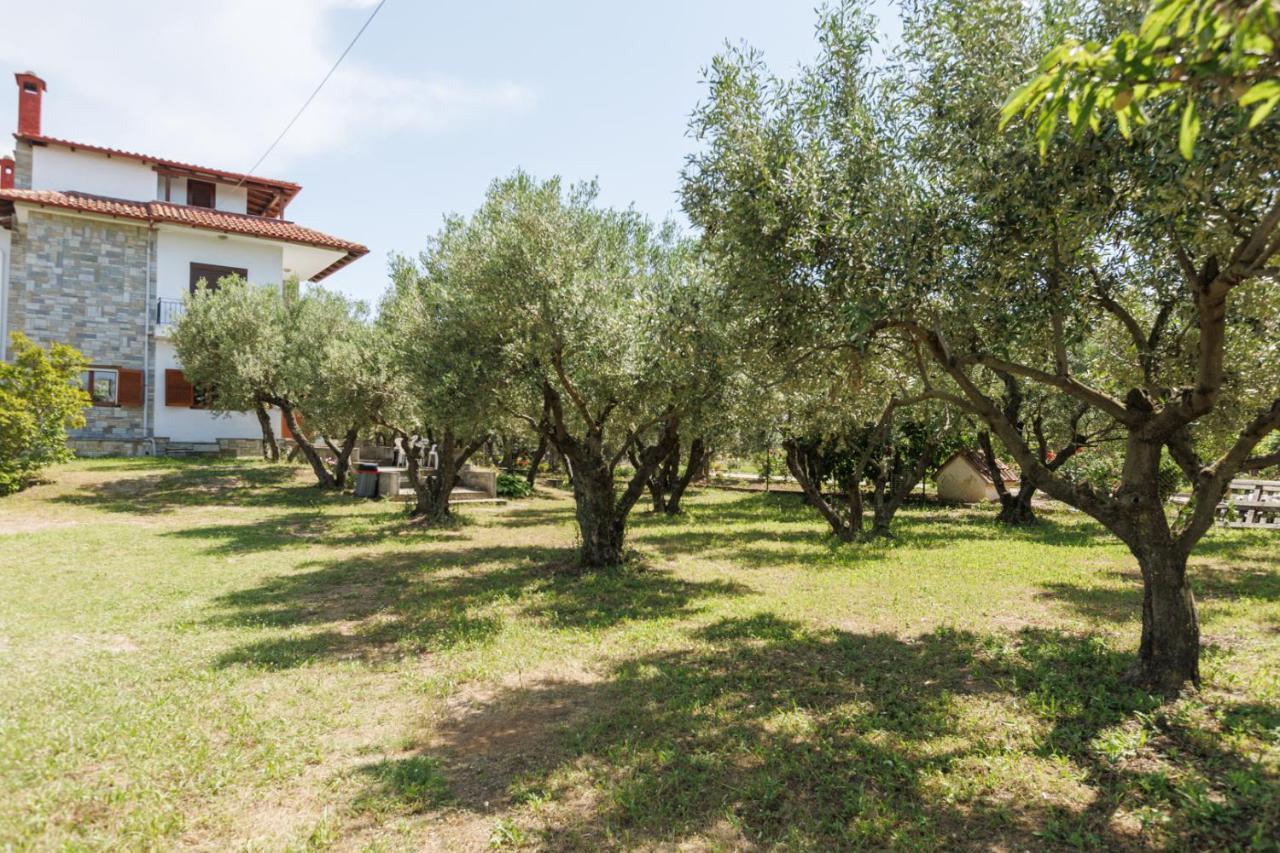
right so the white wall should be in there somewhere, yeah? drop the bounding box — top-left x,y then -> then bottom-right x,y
152,229 -> 283,443
0,229 -> 9,360
32,145 -> 157,200
160,175 -> 248,214
152,339 -> 265,443
155,227 -> 284,301
936,460 -> 997,503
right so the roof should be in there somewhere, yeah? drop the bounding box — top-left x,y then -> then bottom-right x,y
939,449 -> 1020,484
16,134 -> 300,217
0,189 -> 367,281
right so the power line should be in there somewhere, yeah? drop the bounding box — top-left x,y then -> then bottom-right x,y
237,0 -> 389,184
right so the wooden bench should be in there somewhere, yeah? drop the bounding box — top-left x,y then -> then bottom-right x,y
1171,479 -> 1280,530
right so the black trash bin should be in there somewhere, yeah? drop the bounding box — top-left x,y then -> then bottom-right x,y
355,461 -> 381,498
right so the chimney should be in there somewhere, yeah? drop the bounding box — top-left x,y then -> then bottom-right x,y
15,71 -> 46,137
0,156 -> 13,189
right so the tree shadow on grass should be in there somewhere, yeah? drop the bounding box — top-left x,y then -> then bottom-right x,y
1039,548 -> 1280,627
52,462 -> 326,515
162,509 -> 468,556
380,616 -> 1276,849
210,546 -> 752,670
627,493 -> 1118,572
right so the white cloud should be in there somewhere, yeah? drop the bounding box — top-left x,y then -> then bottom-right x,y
0,0 -> 533,174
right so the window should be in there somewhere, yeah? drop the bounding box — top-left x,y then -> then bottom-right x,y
165,369 -> 212,409
189,262 -> 248,294
23,82 -> 38,94
80,367 -> 119,406
187,179 -> 216,209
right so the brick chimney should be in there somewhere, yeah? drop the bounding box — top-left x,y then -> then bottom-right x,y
1,156 -> 13,189
15,71 -> 46,137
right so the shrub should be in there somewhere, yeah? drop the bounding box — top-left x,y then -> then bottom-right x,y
496,472 -> 532,499
0,333 -> 89,495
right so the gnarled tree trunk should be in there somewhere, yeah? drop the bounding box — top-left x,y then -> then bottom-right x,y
278,402 -> 334,488
868,441 -> 934,538
526,432 -> 548,487
254,398 -> 280,462
322,428 -> 360,489
400,430 -> 487,524
1130,540 -> 1200,693
784,438 -> 862,542
664,436 -> 709,515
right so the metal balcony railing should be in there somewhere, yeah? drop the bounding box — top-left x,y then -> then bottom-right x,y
156,298 -> 185,325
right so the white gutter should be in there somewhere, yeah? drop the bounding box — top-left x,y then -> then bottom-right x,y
143,227 -> 156,456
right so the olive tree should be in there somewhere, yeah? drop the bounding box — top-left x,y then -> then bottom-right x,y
174,280 -> 383,488
435,173 -> 725,567
169,278 -> 284,461
374,255 -> 502,523
686,0 -> 1280,693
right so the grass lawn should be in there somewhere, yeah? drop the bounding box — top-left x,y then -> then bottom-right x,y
0,458 -> 1277,850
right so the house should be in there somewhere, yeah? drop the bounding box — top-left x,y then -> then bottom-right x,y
935,449 -> 1020,503
0,71 -> 367,456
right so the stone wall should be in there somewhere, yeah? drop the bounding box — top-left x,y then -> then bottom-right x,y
13,140 -> 32,189
6,209 -> 151,439
68,437 -> 160,458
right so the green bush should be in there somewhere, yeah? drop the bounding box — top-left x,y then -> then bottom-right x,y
497,472 -> 532,499
0,333 -> 90,495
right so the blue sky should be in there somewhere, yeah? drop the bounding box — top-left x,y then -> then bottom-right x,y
1,1 -> 899,303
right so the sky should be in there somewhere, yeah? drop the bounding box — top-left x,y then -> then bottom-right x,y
0,0 -> 900,304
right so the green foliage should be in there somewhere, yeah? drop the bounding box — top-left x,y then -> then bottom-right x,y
173,278 -> 393,439
1003,0 -> 1280,156
170,276 -> 283,413
496,472 -> 532,499
1077,447 -> 1185,502
0,333 -> 89,494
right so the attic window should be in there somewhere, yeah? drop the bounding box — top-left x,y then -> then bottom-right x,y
187,179 -> 216,209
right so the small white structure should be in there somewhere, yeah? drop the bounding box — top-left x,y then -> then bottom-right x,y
935,450 -> 1020,503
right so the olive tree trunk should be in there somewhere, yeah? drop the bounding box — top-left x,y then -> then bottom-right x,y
278,402 -> 335,488
400,430 -> 487,524
254,398 -> 280,462
322,428 -> 361,489
784,438 -> 863,542
664,437 -> 709,515
526,432 -> 549,487
868,442 -> 934,538
1130,539 -> 1200,692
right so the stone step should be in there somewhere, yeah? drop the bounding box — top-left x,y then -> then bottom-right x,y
391,487 -> 505,505
164,442 -> 222,457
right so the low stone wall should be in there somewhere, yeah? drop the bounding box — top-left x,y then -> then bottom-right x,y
69,437 -> 163,458
459,468 -> 497,498
217,438 -> 266,458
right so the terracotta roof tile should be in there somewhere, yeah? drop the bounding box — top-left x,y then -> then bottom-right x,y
0,189 -> 366,281
942,449 -> 1020,484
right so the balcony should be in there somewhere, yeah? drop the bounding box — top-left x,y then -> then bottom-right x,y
155,298 -> 185,326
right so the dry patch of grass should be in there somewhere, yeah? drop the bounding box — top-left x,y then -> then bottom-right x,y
0,458 -> 1276,850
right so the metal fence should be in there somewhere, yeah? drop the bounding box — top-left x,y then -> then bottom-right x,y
156,298 -> 185,325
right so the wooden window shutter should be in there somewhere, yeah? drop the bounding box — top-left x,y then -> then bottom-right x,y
190,263 -> 249,294
187,179 -> 216,208
165,369 -> 195,407
280,409 -> 304,440
117,368 -> 144,407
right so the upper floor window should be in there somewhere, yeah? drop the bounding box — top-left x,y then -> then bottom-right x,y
190,263 -> 248,294
187,179 -> 216,209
